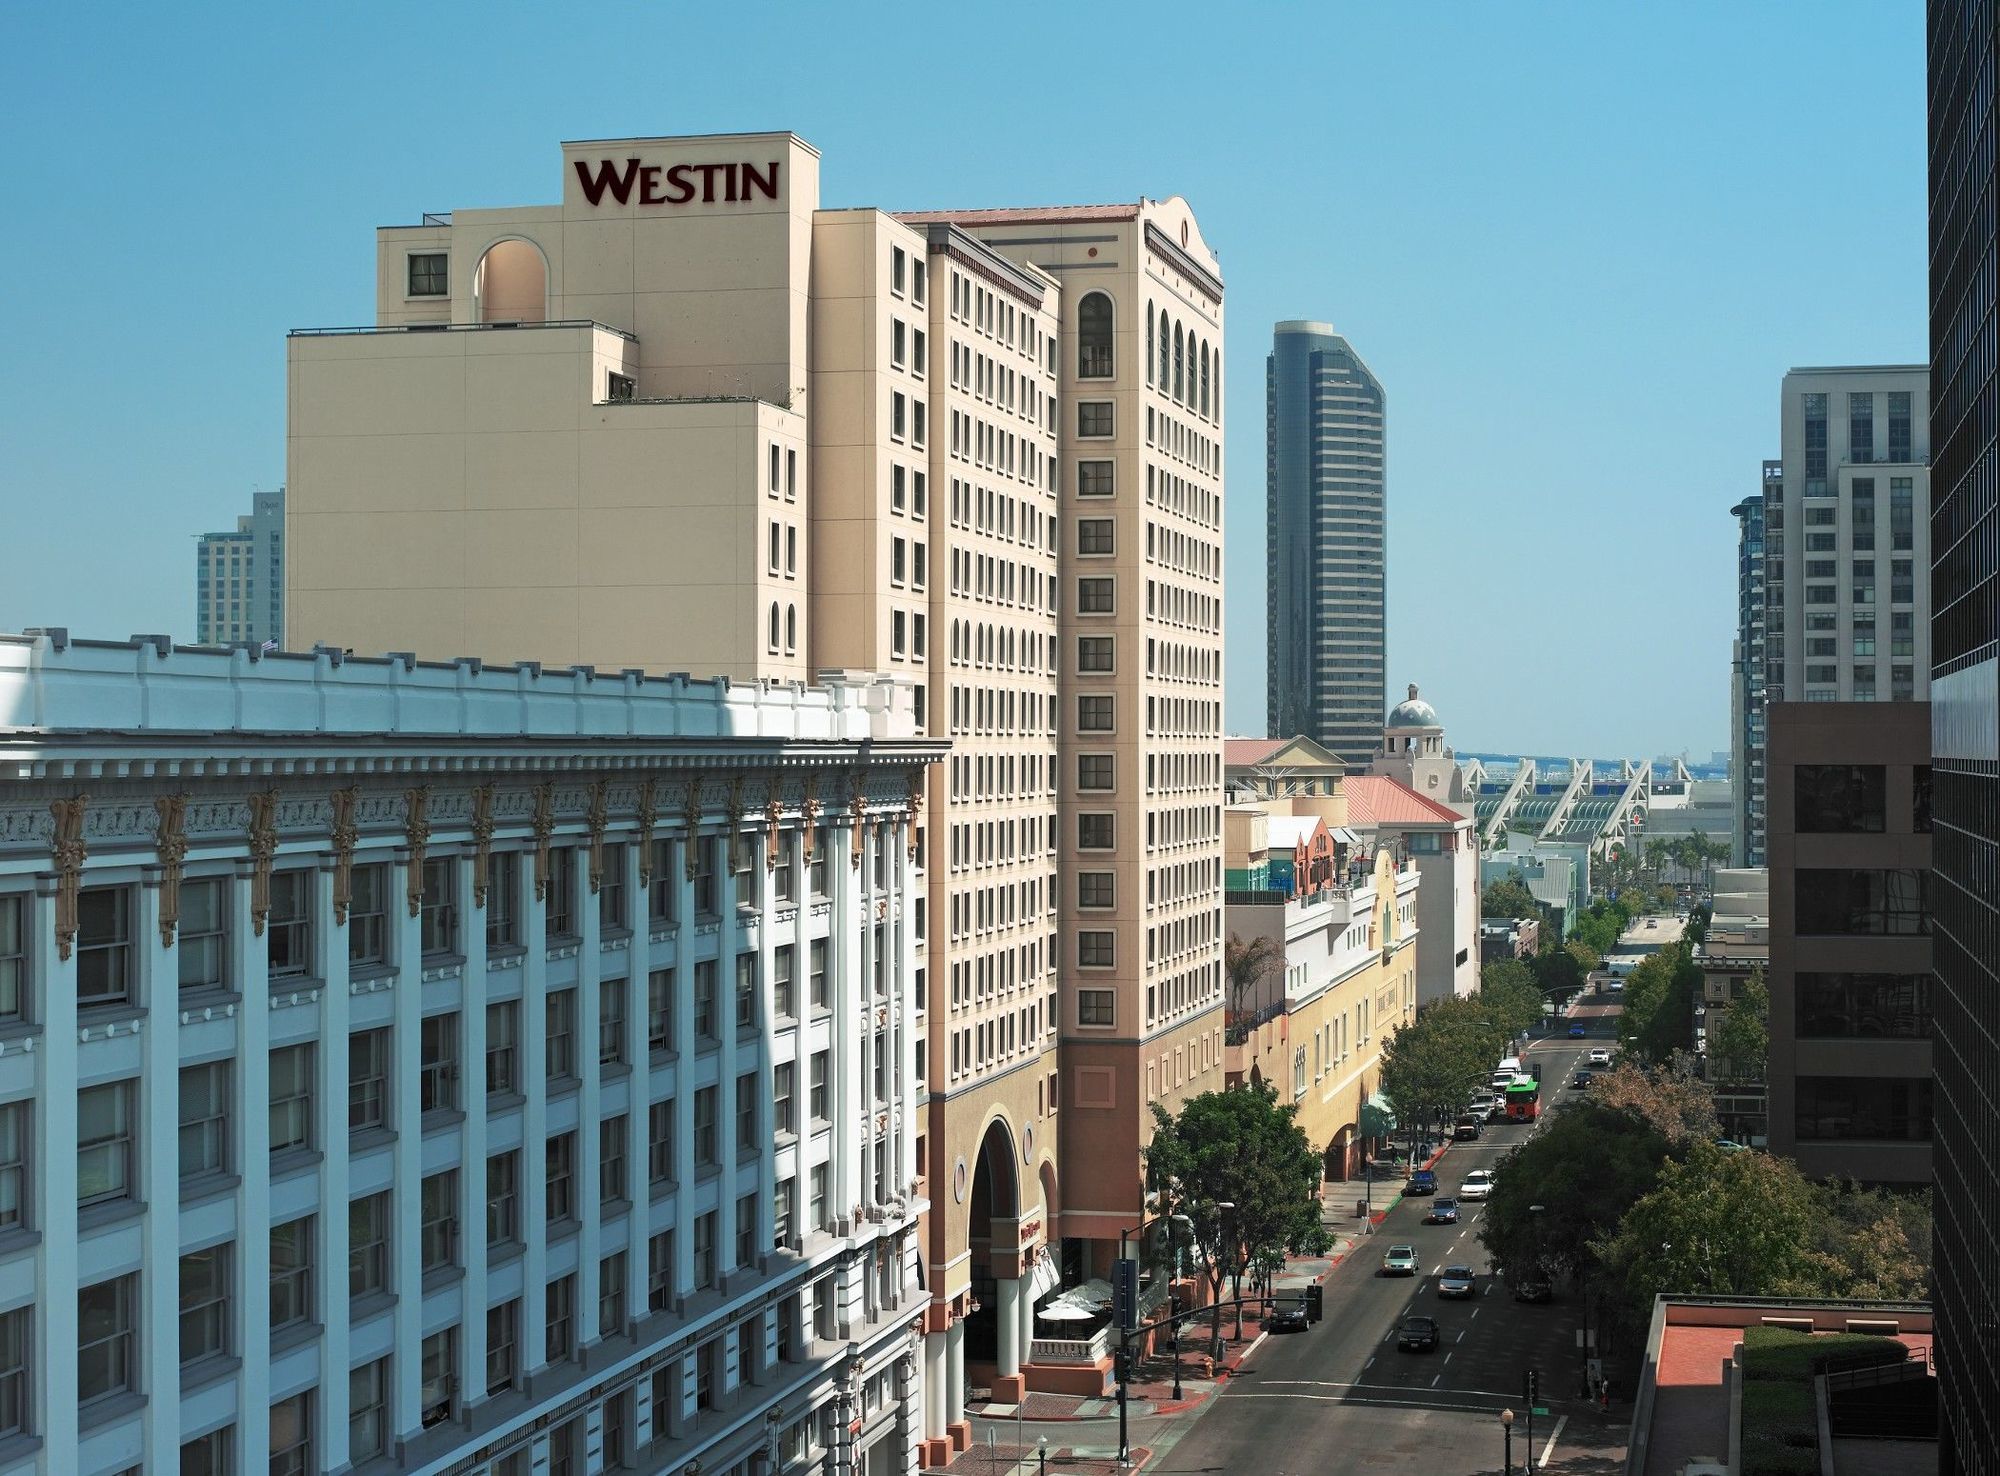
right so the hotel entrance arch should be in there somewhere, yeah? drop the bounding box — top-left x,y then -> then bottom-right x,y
473,238 -> 549,324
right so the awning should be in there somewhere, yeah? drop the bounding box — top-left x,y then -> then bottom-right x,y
1360,1092 -> 1398,1136
1038,1278 -> 1111,1322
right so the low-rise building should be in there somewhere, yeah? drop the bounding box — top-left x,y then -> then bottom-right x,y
1695,868 -> 1769,1144
0,631 -> 941,1476
1479,917 -> 1539,963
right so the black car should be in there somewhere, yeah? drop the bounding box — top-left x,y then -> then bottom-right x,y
1512,1278 -> 1553,1304
1397,1316 -> 1440,1352
1572,1071 -> 1593,1090
1268,1300 -> 1309,1333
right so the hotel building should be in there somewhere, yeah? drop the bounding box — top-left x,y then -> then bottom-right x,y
194,489 -> 285,649
285,133 -> 1227,1446
0,631 -> 939,1476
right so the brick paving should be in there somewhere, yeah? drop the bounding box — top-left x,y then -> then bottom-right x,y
927,1441 -> 1152,1474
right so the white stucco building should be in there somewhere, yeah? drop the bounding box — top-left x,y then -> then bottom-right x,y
0,631 -> 939,1476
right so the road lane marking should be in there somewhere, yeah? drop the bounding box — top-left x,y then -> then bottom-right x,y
1456,1330 -> 1465,1343
1443,1352 -> 1453,1365
1540,1415 -> 1568,1467
1432,1374 -> 1442,1387
1364,1356 -> 1375,1370
1470,1306 -> 1480,1319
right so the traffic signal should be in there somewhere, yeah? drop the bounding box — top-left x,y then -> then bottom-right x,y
1113,1257 -> 1138,1331
1522,1368 -> 1539,1404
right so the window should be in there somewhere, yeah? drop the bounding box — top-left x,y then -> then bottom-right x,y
649,1099 -> 675,1187
78,1274 -> 135,1404
1077,577 -> 1114,613
349,1028 -> 389,1131
694,960 -> 717,1040
350,1191 -> 390,1297
693,838 -> 718,915
1914,766 -> 1933,832
1078,292 -> 1114,378
649,1230 -> 675,1312
546,1132 -> 577,1227
0,1106 -> 21,1233
76,886 -> 133,1006
269,1043 -> 314,1154
1078,696 -> 1114,732
349,863 -> 389,965
487,1001 -> 518,1096
810,938 -> 828,1008
179,1244 -> 230,1365
182,1429 -> 234,1476
545,1276 -> 575,1362
810,1165 -> 829,1231
600,1115 -> 628,1204
421,1012 -> 459,1114
737,1072 -> 757,1158
1078,754 -> 1115,791
1797,972 -> 1932,1039
599,1250 -> 627,1335
271,1391 -> 313,1476
600,980 -> 627,1067
774,944 -> 796,1019
421,1171 -> 458,1274
180,1062 -> 229,1180
421,858 -> 457,956
268,871 -> 312,978
647,969 -> 675,1054
350,1357 -> 390,1462
487,1151 -> 520,1249
408,252 -> 448,296
1078,990 -> 1115,1026
599,844 -> 627,932
1795,1077 -> 1933,1141
1795,870 -> 1930,936
179,878 -> 227,992
736,953 -> 758,1030
420,1327 -> 456,1427
736,1191 -> 759,1267
486,1300 -> 519,1396
1078,518 -> 1114,554
547,848 -> 576,937
1079,932 -> 1115,968
694,1087 -> 718,1168
1793,765 -> 1886,833
546,989 -> 577,1084
693,1212 -> 717,1288
892,391 -> 908,440
1078,813 -> 1114,850
78,1080 -> 134,1207
1078,635 -> 1114,672
607,371 -> 635,403
1078,401 -> 1113,438
774,1062 -> 795,1136
1078,459 -> 1115,498
1079,872 -> 1115,909
891,245 -> 907,295
486,852 -> 518,948
270,1216 -> 314,1331
810,1050 -> 829,1121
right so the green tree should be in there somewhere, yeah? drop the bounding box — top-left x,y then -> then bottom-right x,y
1589,1057 -> 1719,1148
1378,997 -> 1504,1157
1566,939 -> 1602,973
1618,946 -> 1700,1063
1145,1085 -> 1331,1358
1478,1101 -> 1670,1287
1531,946 -> 1585,1003
1481,875 -> 1543,921
1480,959 -> 1546,1037
1708,969 -> 1770,1083
1805,1182 -> 1931,1301
1224,932 -> 1283,1023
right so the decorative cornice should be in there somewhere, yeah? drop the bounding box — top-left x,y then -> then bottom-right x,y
153,793 -> 190,946
50,794 -> 88,961
246,790 -> 279,936
801,775 -> 821,865
531,783 -> 556,903
1144,220 -> 1224,305
635,778 -> 659,888
469,783 -> 496,909
764,775 -> 784,869
585,779 -> 609,896
403,786 -> 431,918
329,786 -> 360,925
682,775 -> 703,881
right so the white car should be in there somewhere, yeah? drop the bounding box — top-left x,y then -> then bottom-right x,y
1588,1048 -> 1612,1067
1457,1170 -> 1495,1201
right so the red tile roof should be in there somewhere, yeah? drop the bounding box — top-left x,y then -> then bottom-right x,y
1222,737 -> 1292,768
893,204 -> 1142,226
1343,776 -> 1464,828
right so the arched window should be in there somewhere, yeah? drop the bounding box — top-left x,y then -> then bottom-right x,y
768,602 -> 781,653
1146,304 -> 1155,386
1077,292 -> 1113,379
1158,308 -> 1172,387
785,604 -> 797,653
1200,342 -> 1211,417
473,238 -> 549,324
1173,323 -> 1185,402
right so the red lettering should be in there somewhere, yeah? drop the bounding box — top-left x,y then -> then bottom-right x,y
741,160 -> 781,200
695,163 -> 722,202
639,165 -> 665,205
722,162 -> 737,202
573,157 -> 640,206
663,164 -> 696,204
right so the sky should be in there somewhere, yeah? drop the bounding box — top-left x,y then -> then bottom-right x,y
0,3 -> 1927,757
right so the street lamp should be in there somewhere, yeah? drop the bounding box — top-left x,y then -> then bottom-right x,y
1038,1435 -> 1049,1475
1501,1408 -> 1515,1476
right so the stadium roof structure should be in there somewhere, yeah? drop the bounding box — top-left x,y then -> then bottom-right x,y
1468,755 -> 1653,856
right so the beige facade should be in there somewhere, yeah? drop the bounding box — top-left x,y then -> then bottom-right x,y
285,136 -> 1226,1444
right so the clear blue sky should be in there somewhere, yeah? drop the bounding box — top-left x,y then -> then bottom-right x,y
0,3 -> 1925,757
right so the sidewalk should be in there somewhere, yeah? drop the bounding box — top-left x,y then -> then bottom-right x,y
927,1437 -> 1154,1473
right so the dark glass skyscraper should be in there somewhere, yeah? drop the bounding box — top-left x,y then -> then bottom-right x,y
1928,0 -> 1998,1467
1266,320 -> 1386,764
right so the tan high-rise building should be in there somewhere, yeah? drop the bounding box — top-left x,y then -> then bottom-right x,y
286,134 -> 1224,1458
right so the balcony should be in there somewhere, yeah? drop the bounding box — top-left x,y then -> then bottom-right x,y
1031,1325 -> 1111,1365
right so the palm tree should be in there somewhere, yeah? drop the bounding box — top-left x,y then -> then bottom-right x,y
1225,933 -> 1284,1025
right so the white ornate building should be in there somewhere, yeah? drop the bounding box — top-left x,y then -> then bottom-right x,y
0,631 -> 941,1476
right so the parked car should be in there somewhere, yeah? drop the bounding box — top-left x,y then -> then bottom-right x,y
1437,1266 -> 1477,1299
1381,1245 -> 1420,1276
1397,1315 -> 1441,1351
1453,1116 -> 1483,1141
1468,1095 -> 1498,1119
1457,1170 -> 1495,1201
1268,1300 -> 1309,1333
1589,1048 -> 1612,1066
1406,1169 -> 1438,1196
1424,1197 -> 1460,1225
1512,1278 -> 1553,1304
1568,1022 -> 1587,1038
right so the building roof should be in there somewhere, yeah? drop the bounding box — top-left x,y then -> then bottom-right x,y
1265,816 -> 1320,849
1386,683 -> 1440,729
1223,737 -> 1289,767
1222,734 -> 1347,772
1343,775 -> 1463,828
893,204 -> 1142,226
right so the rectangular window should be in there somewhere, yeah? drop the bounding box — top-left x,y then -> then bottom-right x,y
420,1012 -> 459,1114
810,1051 -> 829,1121
693,838 -> 718,915
599,980 -> 627,1067
78,1080 -> 134,1207
599,1250 -> 627,1335
267,871 -> 312,979
182,1428 -> 233,1476
1078,401 -> 1114,438
269,1216 -> 314,1331
420,1171 -> 457,1274
545,1276 -> 575,1363
737,1191 -> 759,1268
1797,972 -> 1932,1039
647,968 -> 675,1054
546,1133 -> 577,1227
351,1357 -> 389,1463
693,1212 -> 717,1288
486,1300 -> 519,1396
269,1043 -> 315,1154
407,252 -> 448,296
1078,872 -> 1115,909
349,863 -> 389,965
349,1027 -> 389,1132
736,1072 -> 757,1158
599,844 -> 627,932
694,960 -> 717,1040
694,1087 -> 718,1168
420,1327 -> 456,1427
420,858 -> 457,957
1077,696 -> 1114,732
648,1099 -> 675,1187
1078,460 -> 1115,497
649,1230 -> 675,1312
179,1243 -> 230,1365
76,887 -> 133,1006
179,878 -> 227,993
1078,518 -> 1114,554
600,1115 -> 628,1204
486,1151 -> 520,1249
1078,931 -> 1115,968
0,1105 -> 22,1233
1794,1077 -> 1933,1141
485,852 -> 518,948
546,990 -> 577,1084
810,939 -> 828,1008
486,1001 -> 518,1096
1795,870 -> 1930,936
1077,636 -> 1114,672
179,1062 -> 229,1180
774,944 -> 796,1019
1078,753 -> 1115,791
648,840 -> 676,920
78,1274 -> 135,1404
350,1191 -> 390,1297
1078,813 -> 1114,850
1077,578 -> 1114,613
1078,990 -> 1115,1026
546,848 -> 576,937
1793,765 -> 1886,833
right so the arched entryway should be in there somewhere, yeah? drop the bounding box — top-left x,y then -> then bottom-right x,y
965,1119 -> 1019,1365
473,238 -> 548,324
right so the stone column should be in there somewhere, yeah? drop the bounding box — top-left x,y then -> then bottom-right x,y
945,1318 -> 970,1451
314,855 -> 353,1468
387,851 -> 423,1435
575,840 -> 602,1344
621,838 -> 649,1327
715,815 -> 740,1285
456,855 -> 489,1407
671,828 -> 697,1295
923,1328 -> 948,1444
829,816 -> 864,1222
995,1276 -> 1023,1390
235,864 -> 275,1461
518,845 -> 549,1372
33,886 -> 80,1476
136,877 -> 181,1471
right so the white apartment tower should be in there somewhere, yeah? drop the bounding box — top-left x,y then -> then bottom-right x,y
194,489 -> 285,648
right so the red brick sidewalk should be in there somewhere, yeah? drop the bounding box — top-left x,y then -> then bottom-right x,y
929,1442 -> 1152,1473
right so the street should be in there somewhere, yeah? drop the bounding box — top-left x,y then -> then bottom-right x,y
973,1001 -> 1634,1476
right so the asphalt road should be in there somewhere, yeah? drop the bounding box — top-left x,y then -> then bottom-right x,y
1150,1008 -> 1631,1476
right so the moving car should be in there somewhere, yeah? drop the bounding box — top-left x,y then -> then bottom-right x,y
1453,1115 -> 1483,1141
1572,1071 -> 1593,1090
1589,1048 -> 1612,1067
1437,1266 -> 1477,1299
1457,1170 -> 1495,1201
1268,1300 -> 1309,1333
1424,1197 -> 1460,1225
1568,1022 -> 1587,1038
1397,1315 -> 1441,1351
1406,1168 -> 1438,1196
1512,1278 -> 1553,1303
1381,1245 -> 1420,1276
